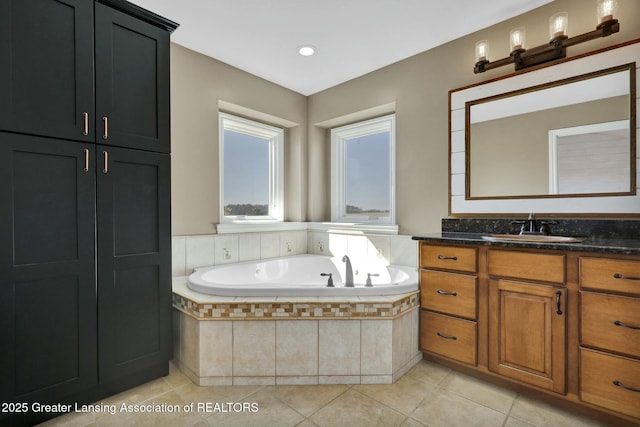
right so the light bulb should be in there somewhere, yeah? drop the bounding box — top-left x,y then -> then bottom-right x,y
549,12 -> 569,39
597,0 -> 618,24
510,28 -> 526,52
475,40 -> 489,62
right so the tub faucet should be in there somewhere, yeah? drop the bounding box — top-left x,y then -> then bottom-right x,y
342,255 -> 354,287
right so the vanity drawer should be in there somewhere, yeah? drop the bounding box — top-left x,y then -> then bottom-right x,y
420,243 -> 477,273
488,250 -> 565,284
420,270 -> 477,319
420,310 -> 477,365
580,257 -> 640,296
581,292 -> 640,357
580,348 -> 640,419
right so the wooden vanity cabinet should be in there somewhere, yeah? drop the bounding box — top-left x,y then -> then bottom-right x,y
418,240 -> 640,425
419,244 -> 478,366
579,256 -> 640,420
487,249 -> 566,394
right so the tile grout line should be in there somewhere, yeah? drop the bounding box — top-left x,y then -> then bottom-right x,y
501,392 -> 519,427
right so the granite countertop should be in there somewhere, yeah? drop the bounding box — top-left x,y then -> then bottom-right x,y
412,232 -> 640,256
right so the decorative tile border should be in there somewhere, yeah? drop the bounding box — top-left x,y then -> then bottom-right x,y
172,291 -> 419,320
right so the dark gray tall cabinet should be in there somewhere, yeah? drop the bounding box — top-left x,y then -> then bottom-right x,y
0,1 -> 177,425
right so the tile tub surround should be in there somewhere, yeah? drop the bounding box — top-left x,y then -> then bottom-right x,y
171,231 -> 418,278
172,279 -> 421,386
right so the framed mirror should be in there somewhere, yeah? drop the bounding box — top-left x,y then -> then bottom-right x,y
467,64 -> 634,199
449,40 -> 639,216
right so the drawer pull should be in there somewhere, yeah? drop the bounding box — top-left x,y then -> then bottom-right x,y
436,332 -> 457,340
436,289 -> 458,296
555,290 -> 563,315
437,255 -> 458,261
613,273 -> 640,281
614,320 -> 640,330
613,380 -> 640,393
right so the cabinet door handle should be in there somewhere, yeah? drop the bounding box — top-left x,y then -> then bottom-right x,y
613,380 -> 640,393
102,116 -> 109,140
436,332 -> 457,340
84,148 -> 90,172
102,151 -> 109,173
437,255 -> 458,261
82,112 -> 89,135
436,289 -> 458,296
555,290 -> 563,315
614,320 -> 640,330
613,273 -> 640,281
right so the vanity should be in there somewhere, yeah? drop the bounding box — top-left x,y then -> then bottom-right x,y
414,224 -> 640,425
416,37 -> 640,425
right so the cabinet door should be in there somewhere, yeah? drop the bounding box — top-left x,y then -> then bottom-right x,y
95,3 -> 170,153
96,146 -> 171,384
489,279 -> 566,394
0,0 -> 94,142
0,133 -> 97,405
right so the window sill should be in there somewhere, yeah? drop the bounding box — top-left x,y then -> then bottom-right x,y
216,221 -> 307,234
216,221 -> 399,235
307,222 -> 399,235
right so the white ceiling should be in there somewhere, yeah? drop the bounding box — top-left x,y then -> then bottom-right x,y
128,0 -> 553,96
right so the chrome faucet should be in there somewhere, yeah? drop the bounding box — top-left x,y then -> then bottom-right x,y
342,255 -> 354,287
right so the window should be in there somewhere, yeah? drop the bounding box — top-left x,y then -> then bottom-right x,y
219,113 -> 284,222
331,114 -> 395,224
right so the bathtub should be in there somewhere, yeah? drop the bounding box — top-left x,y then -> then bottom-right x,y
187,254 -> 418,296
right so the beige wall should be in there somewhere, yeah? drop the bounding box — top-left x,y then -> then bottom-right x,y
170,44 -> 308,235
307,0 -> 640,235
170,0 -> 640,236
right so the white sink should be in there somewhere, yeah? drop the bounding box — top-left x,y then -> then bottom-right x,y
481,234 -> 586,243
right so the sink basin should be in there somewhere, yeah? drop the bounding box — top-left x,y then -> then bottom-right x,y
481,234 -> 586,243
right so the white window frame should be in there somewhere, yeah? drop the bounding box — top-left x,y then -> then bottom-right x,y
219,113 -> 284,223
330,114 -> 396,225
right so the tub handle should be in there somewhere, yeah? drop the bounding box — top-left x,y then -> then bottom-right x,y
366,273 -> 379,287
320,273 -> 334,287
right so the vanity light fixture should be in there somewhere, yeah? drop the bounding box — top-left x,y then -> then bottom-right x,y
474,0 -> 619,74
297,45 -> 316,56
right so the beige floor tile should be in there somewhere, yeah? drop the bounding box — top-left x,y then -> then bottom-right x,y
163,361 -> 193,389
97,377 -> 173,409
440,371 -> 517,413
309,389 -> 406,427
410,389 -> 506,427
96,390 -> 204,427
504,417 -> 536,427
174,382 -> 264,407
36,411 -> 96,427
403,360 -> 451,386
296,420 -> 320,427
509,396 -> 608,427
400,417 -> 428,427
353,374 -> 436,415
203,387 -> 305,427
268,384 -> 350,417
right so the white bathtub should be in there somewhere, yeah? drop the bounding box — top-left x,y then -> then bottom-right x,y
187,254 -> 418,296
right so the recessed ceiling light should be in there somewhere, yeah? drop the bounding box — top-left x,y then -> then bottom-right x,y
297,45 -> 316,56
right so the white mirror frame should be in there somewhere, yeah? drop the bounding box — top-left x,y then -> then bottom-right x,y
449,41 -> 639,215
